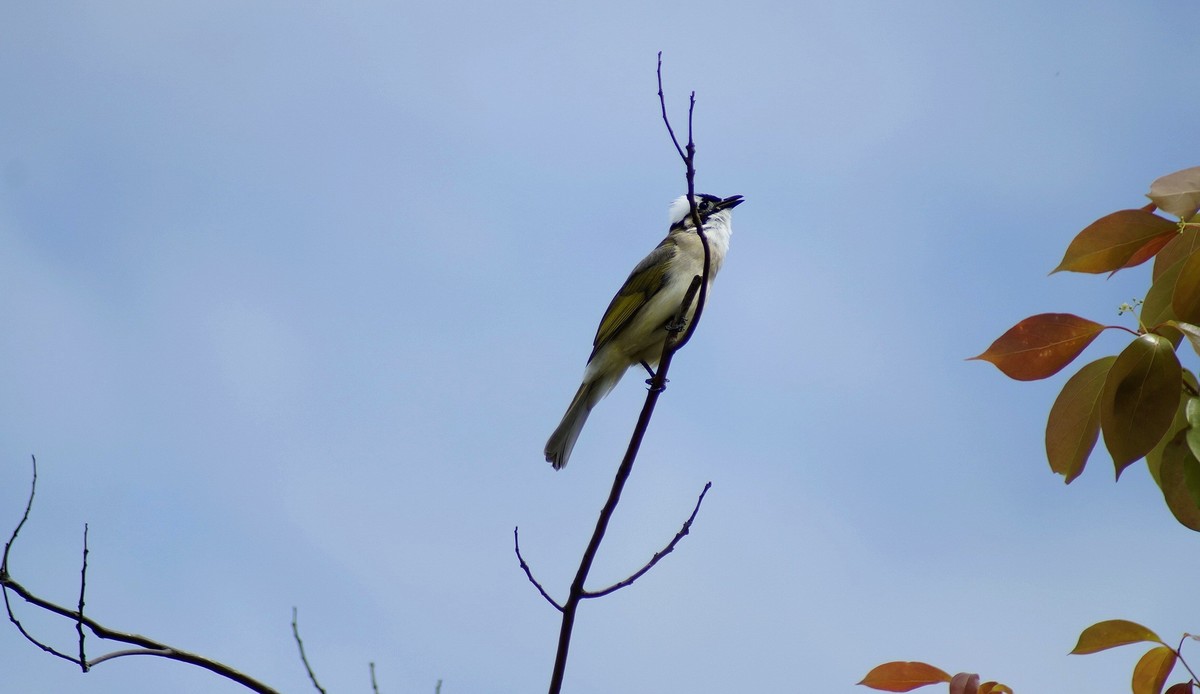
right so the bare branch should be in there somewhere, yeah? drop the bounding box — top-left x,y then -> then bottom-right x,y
292,607 -> 327,694
370,661 -> 380,694
542,54 -> 717,694
514,527 -> 562,612
1,459 -> 282,693
77,523 -> 89,671
582,482 -> 711,599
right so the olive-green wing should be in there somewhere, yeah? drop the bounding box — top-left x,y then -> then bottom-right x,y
589,239 -> 676,359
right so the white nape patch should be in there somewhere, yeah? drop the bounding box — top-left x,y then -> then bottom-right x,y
667,194 -> 694,226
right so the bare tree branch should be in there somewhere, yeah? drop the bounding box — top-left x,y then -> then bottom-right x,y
582,481 -> 711,599
292,607 -> 327,694
0,457 -> 283,694
77,523 -> 89,670
514,527 -> 563,611
539,53 -> 717,694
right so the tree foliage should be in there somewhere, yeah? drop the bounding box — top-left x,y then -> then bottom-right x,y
972,166 -> 1200,523
863,166 -> 1200,694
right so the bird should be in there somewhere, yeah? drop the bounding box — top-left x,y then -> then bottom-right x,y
544,192 -> 744,469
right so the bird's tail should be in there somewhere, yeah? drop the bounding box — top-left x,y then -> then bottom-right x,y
545,381 -> 601,470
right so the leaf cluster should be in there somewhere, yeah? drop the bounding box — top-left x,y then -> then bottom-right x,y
972,167 -> 1200,530
857,619 -> 1200,694
1069,620 -> 1199,694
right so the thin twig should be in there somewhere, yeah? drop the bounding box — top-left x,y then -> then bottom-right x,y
1,457 -> 281,693
370,661 -> 380,694
582,482 -> 711,599
292,607 -> 327,694
77,523 -> 89,671
544,54 -> 716,694
514,527 -> 563,611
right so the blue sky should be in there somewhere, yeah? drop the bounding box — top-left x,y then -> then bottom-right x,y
3,2 -> 1200,692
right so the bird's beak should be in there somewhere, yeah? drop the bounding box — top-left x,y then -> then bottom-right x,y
717,194 -> 745,210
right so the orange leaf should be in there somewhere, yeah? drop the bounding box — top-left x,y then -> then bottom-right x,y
1071,619 -> 1163,654
972,314 -> 1106,381
1133,645 -> 1177,694
980,685 -> 1013,694
1054,209 -> 1179,274
1149,166 -> 1200,220
1046,356 -> 1116,483
949,672 -> 980,694
858,662 -> 952,692
1101,334 -> 1183,477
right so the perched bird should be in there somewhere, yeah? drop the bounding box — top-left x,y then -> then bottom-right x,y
544,192 -> 744,469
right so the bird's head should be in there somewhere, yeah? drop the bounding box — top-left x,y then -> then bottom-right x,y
668,193 -> 744,231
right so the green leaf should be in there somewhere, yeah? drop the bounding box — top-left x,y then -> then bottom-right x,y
1153,227 -> 1200,282
1149,166 -> 1200,220
1158,430 -> 1200,532
1143,258 -> 1187,328
1172,249 -> 1200,325
1054,209 -> 1179,274
1132,645 -> 1177,694
858,662 -> 951,692
1071,619 -> 1163,654
972,314 -> 1106,381
1173,322 -> 1200,358
1145,372 -> 1196,487
1101,334 -> 1183,477
1046,356 -> 1116,483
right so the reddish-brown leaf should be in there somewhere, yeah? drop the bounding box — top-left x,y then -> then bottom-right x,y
1119,232 -> 1180,274
1158,430 -> 1200,532
1101,334 -> 1183,477
1071,619 -> 1163,654
1133,645 -> 1177,694
972,314 -> 1106,381
949,672 -> 980,694
1046,356 -> 1116,483
1149,166 -> 1200,220
1164,682 -> 1194,694
858,662 -> 952,692
1173,249 -> 1200,325
1053,209 -> 1179,274
1154,228 -> 1200,281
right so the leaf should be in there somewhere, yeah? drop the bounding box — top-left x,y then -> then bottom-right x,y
1143,258 -> 1188,329
858,662 -> 952,692
1046,356 -> 1117,483
1171,323 -> 1200,359
1154,227 -> 1200,281
949,672 -> 980,694
1133,645 -> 1177,694
1164,683 -> 1194,694
1053,209 -> 1179,274
1149,166 -> 1200,220
972,314 -> 1106,381
1159,430 -> 1200,532
1071,619 -> 1163,654
1172,249 -> 1200,325
1101,334 -> 1183,477
979,685 -> 1013,694
1145,372 -> 1196,487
